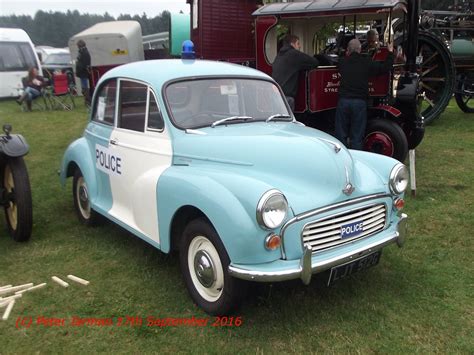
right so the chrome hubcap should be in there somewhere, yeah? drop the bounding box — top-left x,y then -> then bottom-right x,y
78,185 -> 89,211
194,250 -> 216,288
76,177 -> 91,219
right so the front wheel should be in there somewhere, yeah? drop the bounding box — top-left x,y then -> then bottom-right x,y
1,157 -> 32,242
364,119 -> 409,162
455,75 -> 474,113
180,218 -> 247,315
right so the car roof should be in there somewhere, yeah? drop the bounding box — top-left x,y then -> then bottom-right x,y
99,59 -> 272,89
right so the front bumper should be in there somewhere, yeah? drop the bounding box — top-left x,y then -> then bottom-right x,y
228,213 -> 408,285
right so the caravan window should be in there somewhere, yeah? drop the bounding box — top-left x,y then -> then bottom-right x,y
0,42 -> 37,71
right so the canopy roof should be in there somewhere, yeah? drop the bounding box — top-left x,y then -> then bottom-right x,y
253,0 -> 407,17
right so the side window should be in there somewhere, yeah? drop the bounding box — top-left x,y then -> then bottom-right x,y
19,44 -> 37,69
92,79 -> 116,125
148,91 -> 164,130
119,80 -> 147,132
0,42 -> 25,71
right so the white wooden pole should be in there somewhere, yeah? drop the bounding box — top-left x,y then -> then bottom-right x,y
409,149 -> 416,197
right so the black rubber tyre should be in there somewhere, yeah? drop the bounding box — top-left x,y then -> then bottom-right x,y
73,169 -> 101,226
417,31 -> 456,124
454,74 -> 474,113
364,119 -> 409,162
403,124 -> 425,150
180,218 -> 247,315
2,157 -> 32,242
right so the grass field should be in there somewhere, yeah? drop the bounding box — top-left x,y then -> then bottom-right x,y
0,99 -> 473,353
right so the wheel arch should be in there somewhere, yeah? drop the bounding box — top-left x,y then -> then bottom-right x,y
157,168 -> 281,264
368,105 -> 402,122
169,205 -> 211,252
60,138 -> 98,202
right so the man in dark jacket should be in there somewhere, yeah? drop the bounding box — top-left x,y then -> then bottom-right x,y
272,34 -> 319,110
76,39 -> 91,106
335,38 -> 394,150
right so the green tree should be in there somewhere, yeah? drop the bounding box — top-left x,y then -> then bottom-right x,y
0,10 -> 173,47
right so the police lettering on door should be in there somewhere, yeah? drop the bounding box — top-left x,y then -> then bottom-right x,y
96,144 -> 122,176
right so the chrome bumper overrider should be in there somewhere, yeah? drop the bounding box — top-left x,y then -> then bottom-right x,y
228,214 -> 408,285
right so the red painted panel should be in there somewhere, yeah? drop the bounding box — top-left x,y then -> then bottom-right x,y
369,47 -> 391,97
294,72 -> 308,113
372,104 -> 402,117
255,15 -> 278,75
90,65 -> 120,91
368,73 -> 390,97
309,68 -> 340,112
190,0 -> 257,62
307,66 -> 390,112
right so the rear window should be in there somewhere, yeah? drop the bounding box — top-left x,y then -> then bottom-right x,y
43,53 -> 71,65
0,42 -> 37,71
118,80 -> 148,132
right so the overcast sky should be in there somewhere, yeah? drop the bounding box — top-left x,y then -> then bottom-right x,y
0,0 -> 190,18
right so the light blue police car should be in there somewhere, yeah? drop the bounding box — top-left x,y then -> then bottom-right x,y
60,59 -> 408,315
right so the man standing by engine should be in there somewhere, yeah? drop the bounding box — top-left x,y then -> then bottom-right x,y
335,39 -> 394,150
76,39 -> 91,106
272,34 -> 319,111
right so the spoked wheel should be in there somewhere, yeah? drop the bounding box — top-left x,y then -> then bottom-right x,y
73,169 -> 101,226
455,74 -> 474,113
417,31 -> 456,124
364,119 -> 409,162
1,157 -> 32,242
180,218 -> 247,315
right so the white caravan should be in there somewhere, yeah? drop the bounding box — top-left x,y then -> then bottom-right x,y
0,28 -> 42,98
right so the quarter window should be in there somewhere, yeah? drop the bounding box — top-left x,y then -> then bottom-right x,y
148,91 -> 164,130
92,79 -> 117,125
119,80 -> 147,132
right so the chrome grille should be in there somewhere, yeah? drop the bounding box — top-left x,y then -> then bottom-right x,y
302,204 -> 387,252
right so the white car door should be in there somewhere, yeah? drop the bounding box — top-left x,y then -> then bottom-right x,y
106,79 -> 172,245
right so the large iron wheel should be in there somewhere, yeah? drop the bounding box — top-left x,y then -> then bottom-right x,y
417,31 -> 456,124
364,119 -> 409,162
455,74 -> 474,113
1,157 -> 32,242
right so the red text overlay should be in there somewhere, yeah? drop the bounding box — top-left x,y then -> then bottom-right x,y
15,315 -> 243,329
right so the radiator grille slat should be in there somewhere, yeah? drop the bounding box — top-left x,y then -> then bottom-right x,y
302,204 -> 387,253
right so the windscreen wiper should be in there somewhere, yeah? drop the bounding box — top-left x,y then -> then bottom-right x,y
266,114 -> 292,123
211,116 -> 252,128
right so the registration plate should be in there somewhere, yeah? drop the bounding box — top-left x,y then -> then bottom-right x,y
327,251 -> 381,286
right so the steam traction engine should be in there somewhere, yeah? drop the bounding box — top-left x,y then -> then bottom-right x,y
186,0 -> 443,162
421,0 -> 474,114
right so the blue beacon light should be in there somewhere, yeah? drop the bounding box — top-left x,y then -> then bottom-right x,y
181,40 -> 196,60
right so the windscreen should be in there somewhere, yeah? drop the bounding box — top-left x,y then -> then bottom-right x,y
165,78 -> 291,129
43,53 -> 71,65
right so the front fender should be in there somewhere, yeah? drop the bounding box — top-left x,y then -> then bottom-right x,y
351,150 -> 401,191
157,166 -> 283,264
60,137 -> 98,203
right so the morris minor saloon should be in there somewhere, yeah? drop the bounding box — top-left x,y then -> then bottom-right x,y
60,59 -> 408,315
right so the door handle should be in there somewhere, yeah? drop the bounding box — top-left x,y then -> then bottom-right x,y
110,139 -> 118,145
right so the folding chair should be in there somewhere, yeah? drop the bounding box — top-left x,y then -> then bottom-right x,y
49,73 -> 75,110
19,78 -> 50,112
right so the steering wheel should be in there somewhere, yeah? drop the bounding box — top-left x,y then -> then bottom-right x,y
178,112 -> 213,128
